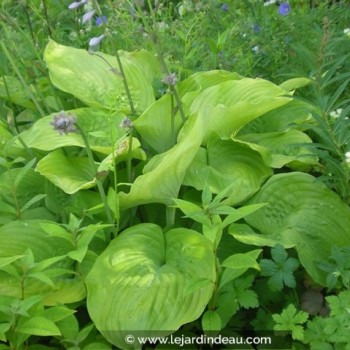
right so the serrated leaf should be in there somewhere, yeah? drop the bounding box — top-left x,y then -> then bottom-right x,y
272,304 -> 308,341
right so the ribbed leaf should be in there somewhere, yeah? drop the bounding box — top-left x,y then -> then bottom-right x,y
118,110 -> 205,209
19,108 -> 126,154
236,130 -> 318,168
190,78 -> 291,141
0,220 -> 85,305
35,150 -> 96,194
236,172 -> 350,285
44,40 -> 158,113
183,136 -> 272,205
239,99 -> 316,134
86,223 -> 216,349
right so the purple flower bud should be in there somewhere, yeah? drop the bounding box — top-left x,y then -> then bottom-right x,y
119,118 -> 133,129
50,111 -> 78,135
278,3 -> 291,16
95,15 -> 108,26
161,72 -> 178,86
82,9 -> 96,24
89,34 -> 106,48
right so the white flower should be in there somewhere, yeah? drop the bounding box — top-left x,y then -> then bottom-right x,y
264,0 -> 276,6
252,45 -> 259,53
344,28 -> 350,37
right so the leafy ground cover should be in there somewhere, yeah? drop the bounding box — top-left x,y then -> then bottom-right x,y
1,0 -> 350,349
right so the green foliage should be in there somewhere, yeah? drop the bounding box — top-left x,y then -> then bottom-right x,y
232,172 -> 350,285
318,246 -> 350,290
260,244 -> 300,291
0,0 -> 350,348
272,304 -> 309,341
304,291 -> 350,349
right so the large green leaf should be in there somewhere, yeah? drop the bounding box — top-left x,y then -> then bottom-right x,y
183,136 -> 272,205
44,40 -> 159,113
0,220 -> 85,305
35,150 -> 96,194
235,130 -> 318,169
134,70 -> 241,154
19,108 -> 126,154
233,172 -> 350,285
239,99 -> 316,134
118,109 -> 205,209
86,223 -> 216,349
189,78 -> 291,141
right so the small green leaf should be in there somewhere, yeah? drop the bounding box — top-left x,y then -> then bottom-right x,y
68,247 -> 88,263
14,158 -> 36,187
42,306 -> 76,322
0,255 -> 25,269
76,323 -> 95,343
18,316 -> 61,336
202,310 -> 222,333
221,250 -> 262,270
20,194 -> 46,212
27,272 -> 55,287
260,244 -> 300,291
272,304 -> 308,341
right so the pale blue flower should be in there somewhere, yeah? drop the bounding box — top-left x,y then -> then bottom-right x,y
89,34 -> 105,48
82,9 -> 96,24
68,0 -> 87,10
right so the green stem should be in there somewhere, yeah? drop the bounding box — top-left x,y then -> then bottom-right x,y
133,0 -> 186,123
109,37 -> 137,116
126,128 -> 134,183
166,206 -> 176,228
79,128 -> 115,226
41,0 -> 52,37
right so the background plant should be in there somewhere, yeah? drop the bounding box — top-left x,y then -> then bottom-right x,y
1,0 -> 350,349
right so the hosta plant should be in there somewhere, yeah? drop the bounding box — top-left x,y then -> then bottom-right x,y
1,39 -> 350,349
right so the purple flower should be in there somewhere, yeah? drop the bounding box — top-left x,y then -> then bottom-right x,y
50,111 -> 78,135
82,9 -> 96,24
95,15 -> 108,26
119,117 -> 133,129
278,3 -> 291,16
221,3 -> 229,11
89,34 -> 105,48
161,73 -> 177,86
